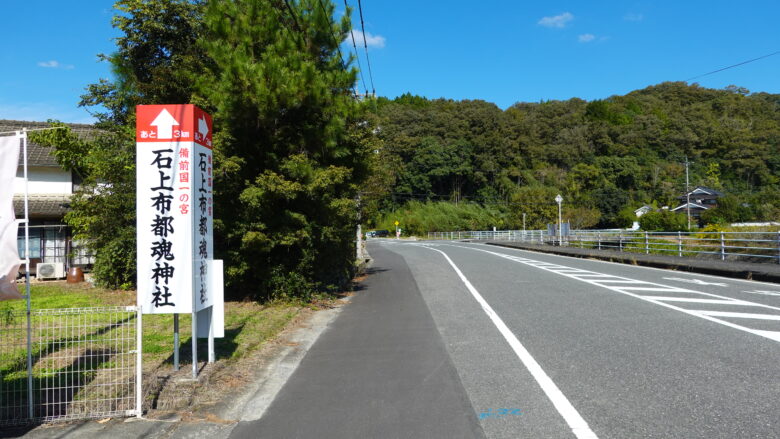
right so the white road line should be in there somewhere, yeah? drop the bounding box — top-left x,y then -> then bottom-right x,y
592,279 -> 651,284
467,242 -> 780,288
422,246 -> 598,439
696,310 -> 780,320
619,287 -> 691,292
647,297 -> 750,305
663,277 -> 729,287
743,290 -> 780,297
447,244 -> 780,344
752,330 -> 780,342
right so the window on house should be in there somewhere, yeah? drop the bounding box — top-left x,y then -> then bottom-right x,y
17,228 -> 42,259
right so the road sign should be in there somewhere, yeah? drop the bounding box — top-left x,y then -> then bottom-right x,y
394,221 -> 399,226
136,104 -> 214,314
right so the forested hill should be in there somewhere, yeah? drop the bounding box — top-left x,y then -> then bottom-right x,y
367,82 -> 780,229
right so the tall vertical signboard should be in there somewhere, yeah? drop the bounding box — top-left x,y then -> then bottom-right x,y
136,105 -> 214,314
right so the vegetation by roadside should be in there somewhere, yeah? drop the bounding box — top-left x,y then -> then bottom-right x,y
0,281 -> 335,416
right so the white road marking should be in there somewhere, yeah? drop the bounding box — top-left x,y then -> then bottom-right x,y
448,244 -> 780,344
743,290 -> 780,297
421,245 -> 599,439
696,310 -> 780,320
619,287 -> 691,292
751,330 -> 780,342
663,277 -> 729,287
648,297 -> 752,305
466,241 -> 780,288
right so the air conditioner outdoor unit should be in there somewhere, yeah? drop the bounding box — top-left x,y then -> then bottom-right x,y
37,262 -> 65,280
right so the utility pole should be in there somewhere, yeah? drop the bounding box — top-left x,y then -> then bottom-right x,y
555,194 -> 563,246
522,212 -> 526,240
356,194 -> 363,260
685,157 -> 691,230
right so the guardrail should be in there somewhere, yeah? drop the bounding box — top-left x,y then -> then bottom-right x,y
427,230 -> 780,263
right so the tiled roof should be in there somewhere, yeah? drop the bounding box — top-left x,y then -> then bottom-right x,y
0,120 -> 95,168
12,194 -> 71,219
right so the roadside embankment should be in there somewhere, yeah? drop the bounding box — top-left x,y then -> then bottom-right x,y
477,240 -> 780,283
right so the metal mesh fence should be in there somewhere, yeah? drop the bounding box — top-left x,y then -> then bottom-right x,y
0,306 -> 139,426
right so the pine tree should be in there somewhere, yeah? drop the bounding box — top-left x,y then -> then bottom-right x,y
199,0 -> 371,299
36,0 -> 205,288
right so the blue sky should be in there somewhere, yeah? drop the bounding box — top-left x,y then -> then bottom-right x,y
2,1 -> 779,123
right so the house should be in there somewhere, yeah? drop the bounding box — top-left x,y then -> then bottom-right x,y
671,186 -> 724,219
1,120 -> 95,276
634,205 -> 653,218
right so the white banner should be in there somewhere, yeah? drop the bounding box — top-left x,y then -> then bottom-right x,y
0,134 -> 22,300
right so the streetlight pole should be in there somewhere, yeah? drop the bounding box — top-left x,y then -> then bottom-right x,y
555,194 -> 563,246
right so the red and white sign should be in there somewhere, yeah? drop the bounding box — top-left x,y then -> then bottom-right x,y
136,105 -> 214,314
136,104 -> 212,148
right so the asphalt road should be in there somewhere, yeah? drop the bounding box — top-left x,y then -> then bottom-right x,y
237,240 -> 780,438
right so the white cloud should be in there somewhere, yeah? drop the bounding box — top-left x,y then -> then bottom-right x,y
349,30 -> 386,49
538,12 -> 574,28
624,12 -> 644,22
578,34 -> 596,43
37,60 -> 74,69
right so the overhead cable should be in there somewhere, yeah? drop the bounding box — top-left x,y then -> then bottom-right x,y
686,50 -> 780,82
343,0 -> 369,95
356,0 -> 376,96
317,0 -> 358,97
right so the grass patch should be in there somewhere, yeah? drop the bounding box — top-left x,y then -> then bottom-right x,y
1,280 -> 304,420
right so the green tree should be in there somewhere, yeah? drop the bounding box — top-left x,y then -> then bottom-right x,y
199,0 -> 370,299
36,0 -> 205,288
699,195 -> 753,225
639,210 -> 688,232
509,186 -> 558,229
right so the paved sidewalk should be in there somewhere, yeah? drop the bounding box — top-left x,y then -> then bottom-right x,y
229,244 -> 485,439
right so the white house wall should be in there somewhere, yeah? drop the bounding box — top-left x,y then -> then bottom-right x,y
13,167 -> 72,195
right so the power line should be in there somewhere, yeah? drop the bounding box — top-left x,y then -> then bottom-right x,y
343,0 -> 368,95
356,0 -> 376,96
686,50 -> 780,82
282,0 -> 303,35
316,0 -> 358,98
276,0 -> 306,47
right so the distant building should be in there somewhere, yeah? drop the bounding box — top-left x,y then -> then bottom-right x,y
634,205 -> 653,217
671,186 -> 724,219
2,120 -> 95,274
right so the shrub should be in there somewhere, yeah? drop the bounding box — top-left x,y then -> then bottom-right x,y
639,210 -> 689,232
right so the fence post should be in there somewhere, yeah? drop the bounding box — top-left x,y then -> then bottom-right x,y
619,231 -> 623,252
597,231 -> 601,250
721,231 -> 726,261
678,231 -> 683,257
136,306 -> 143,418
777,231 -> 780,264
645,231 -> 649,254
